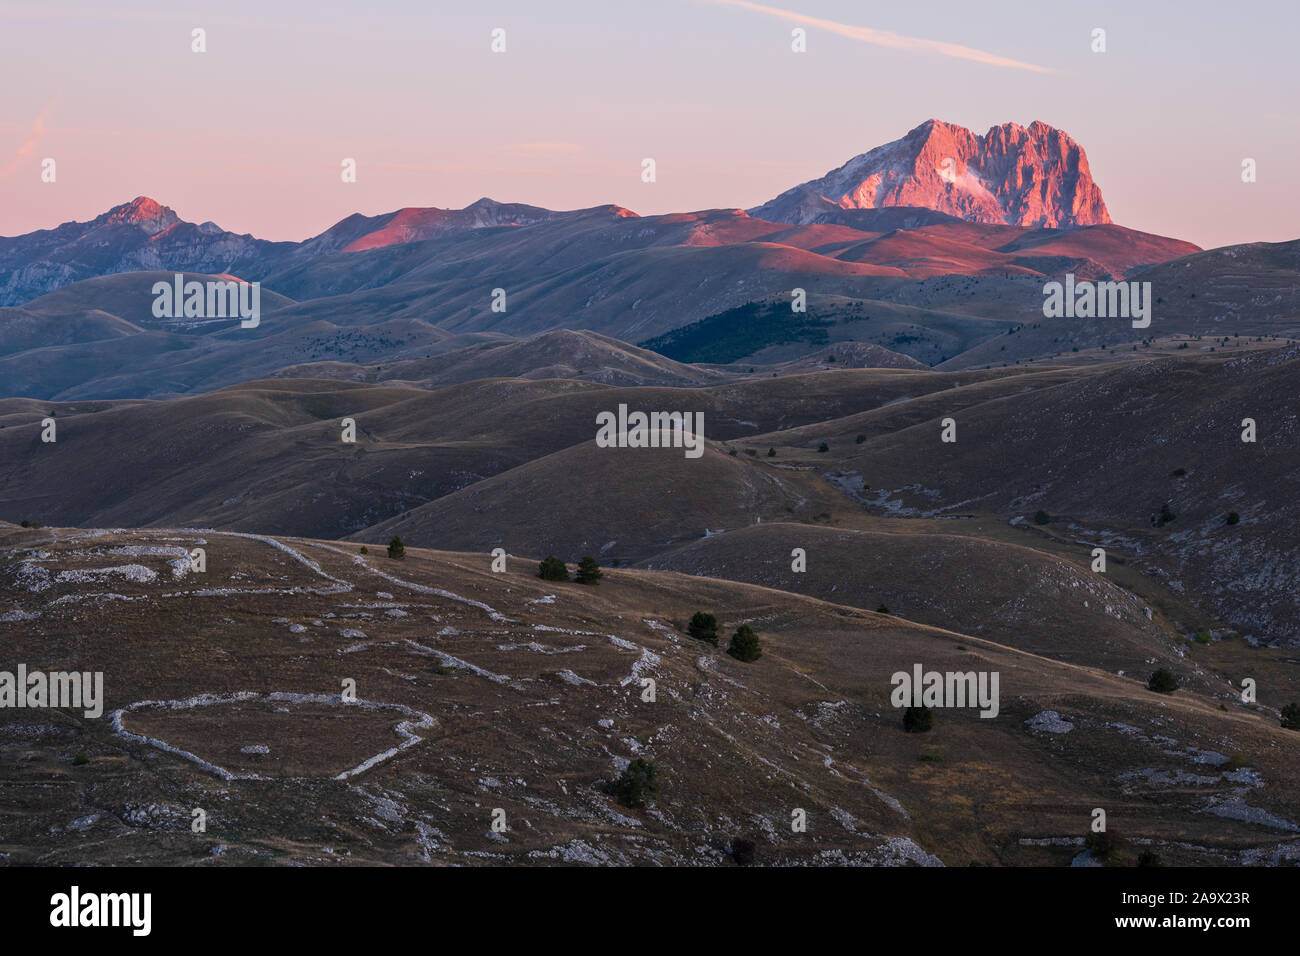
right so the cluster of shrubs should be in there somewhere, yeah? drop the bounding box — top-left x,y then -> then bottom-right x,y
686,611 -> 761,662
1080,829 -> 1163,867
352,538 -> 401,557
369,540 -> 607,591
538,555 -> 603,585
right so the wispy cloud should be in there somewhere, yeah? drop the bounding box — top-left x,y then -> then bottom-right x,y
711,0 -> 1052,73
0,102 -> 55,179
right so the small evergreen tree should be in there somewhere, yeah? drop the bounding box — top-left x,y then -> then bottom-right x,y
876,603 -> 890,614
1147,668 -> 1178,693
767,447 -> 776,457
615,758 -> 659,808
1033,509 -> 1051,525
727,624 -> 761,662
817,442 -> 829,453
575,555 -> 603,585
730,837 -> 756,865
1226,511 -> 1240,525
538,555 -> 569,581
1085,828 -> 1127,865
855,434 -> 866,444
902,705 -> 933,733
387,536 -> 405,559
1281,702 -> 1300,730
687,611 -> 718,646
359,546 -> 368,555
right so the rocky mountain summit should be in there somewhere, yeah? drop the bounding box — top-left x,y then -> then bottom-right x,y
751,119 -> 1111,228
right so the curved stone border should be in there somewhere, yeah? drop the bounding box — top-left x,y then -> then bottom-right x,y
110,691 -> 435,781
307,541 -> 516,621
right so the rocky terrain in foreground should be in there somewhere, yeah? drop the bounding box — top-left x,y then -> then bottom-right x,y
2,524 -> 1297,866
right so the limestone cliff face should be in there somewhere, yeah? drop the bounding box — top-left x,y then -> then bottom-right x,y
751,119 -> 1112,229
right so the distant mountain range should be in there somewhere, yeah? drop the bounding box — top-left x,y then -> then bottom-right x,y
4,118 -> 1298,402
3,119 -> 1150,307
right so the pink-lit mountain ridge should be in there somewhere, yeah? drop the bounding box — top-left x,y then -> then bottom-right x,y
751,119 -> 1110,228
1,119 -> 1152,306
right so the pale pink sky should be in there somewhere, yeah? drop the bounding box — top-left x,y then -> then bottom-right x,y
1,0 -> 1296,249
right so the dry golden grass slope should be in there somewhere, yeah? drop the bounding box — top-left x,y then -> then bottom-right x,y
351,441 -> 838,564
0,367 -> 1049,540
639,522 -> 1192,684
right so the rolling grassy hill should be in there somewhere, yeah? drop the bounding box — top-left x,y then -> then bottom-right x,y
3,523 -> 1297,866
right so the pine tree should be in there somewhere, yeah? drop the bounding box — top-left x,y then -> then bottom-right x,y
538,555 -> 569,581
727,624 -> 761,662
1281,702 -> 1300,730
387,536 -> 405,559
575,555 -> 603,585
615,758 -> 659,808
687,611 -> 718,646
1147,668 -> 1178,693
730,838 -> 756,865
1085,828 -> 1128,865
902,705 -> 933,733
